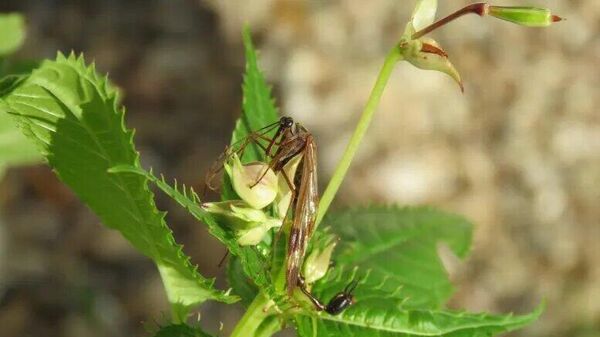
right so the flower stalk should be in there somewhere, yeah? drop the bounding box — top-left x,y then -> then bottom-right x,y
413,2 -> 562,39
229,291 -> 274,337
316,46 -> 403,227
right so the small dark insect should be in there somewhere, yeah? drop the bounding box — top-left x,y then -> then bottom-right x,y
297,277 -> 358,315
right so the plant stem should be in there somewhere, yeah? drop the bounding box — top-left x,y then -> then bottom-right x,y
255,316 -> 282,337
316,46 -> 402,227
229,291 -> 273,337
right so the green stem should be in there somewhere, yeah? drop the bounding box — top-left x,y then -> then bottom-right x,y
229,291 -> 274,337
316,46 -> 403,227
255,316 -> 282,337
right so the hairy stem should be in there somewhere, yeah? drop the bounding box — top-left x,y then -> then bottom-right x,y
229,291 -> 274,337
316,46 -> 402,227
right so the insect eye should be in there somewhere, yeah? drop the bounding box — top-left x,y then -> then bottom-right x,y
281,116 -> 294,128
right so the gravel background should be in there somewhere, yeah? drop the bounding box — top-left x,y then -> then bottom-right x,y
0,1 -> 598,337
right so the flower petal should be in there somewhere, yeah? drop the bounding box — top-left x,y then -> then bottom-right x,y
411,0 -> 438,31
229,153 -> 278,209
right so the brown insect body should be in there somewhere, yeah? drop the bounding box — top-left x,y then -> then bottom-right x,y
273,124 -> 318,296
206,117 -> 355,314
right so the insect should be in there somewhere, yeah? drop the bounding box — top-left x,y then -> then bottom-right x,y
258,118 -> 357,315
206,116 -> 357,315
298,277 -> 357,315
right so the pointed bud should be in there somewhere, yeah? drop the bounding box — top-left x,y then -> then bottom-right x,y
303,235 -> 338,283
202,200 -> 268,230
404,38 -> 463,92
487,6 -> 563,27
236,218 -> 282,246
225,153 -> 278,209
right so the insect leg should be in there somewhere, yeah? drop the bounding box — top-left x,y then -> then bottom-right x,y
274,168 -> 297,245
297,276 -> 326,311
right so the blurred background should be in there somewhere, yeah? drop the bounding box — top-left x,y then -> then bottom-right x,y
0,0 -> 598,336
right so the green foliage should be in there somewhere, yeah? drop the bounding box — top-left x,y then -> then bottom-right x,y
0,13 -> 25,57
0,88 -> 41,174
1,2 -> 558,335
293,206 -> 541,336
232,26 -> 279,161
108,165 -> 273,300
153,324 -> 213,337
222,27 -> 279,201
0,53 -> 236,318
315,206 -> 472,309
227,255 -> 259,305
295,302 -> 544,337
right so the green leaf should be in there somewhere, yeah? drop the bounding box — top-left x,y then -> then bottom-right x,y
0,75 -> 42,175
227,254 -> 259,305
0,53 -> 236,314
231,26 -> 280,162
153,324 -> 213,337
109,165 -> 274,300
314,206 -> 472,309
411,0 -> 437,32
0,106 -> 41,173
221,27 -> 280,201
295,300 -> 544,337
0,13 -> 25,57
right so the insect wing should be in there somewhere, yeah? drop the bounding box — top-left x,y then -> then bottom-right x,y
286,136 -> 319,294
203,120 -> 282,192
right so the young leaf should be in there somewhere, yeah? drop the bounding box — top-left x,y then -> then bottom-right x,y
295,299 -> 543,337
153,324 -> 213,337
0,53 -> 237,314
0,13 -> 25,57
231,26 -> 280,162
313,206 -> 472,309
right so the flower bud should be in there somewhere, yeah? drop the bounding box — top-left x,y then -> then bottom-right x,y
487,6 -> 563,27
404,38 -> 463,92
303,236 -> 337,284
236,218 -> 282,246
225,153 -> 278,209
202,200 -> 268,230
